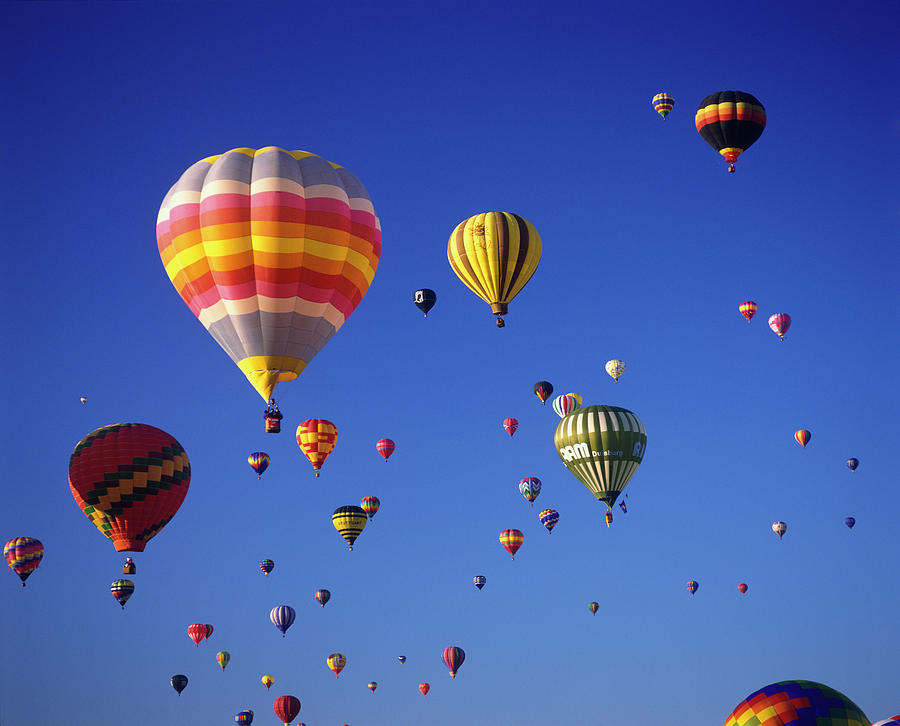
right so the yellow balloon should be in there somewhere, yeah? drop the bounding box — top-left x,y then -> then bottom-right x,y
332,505 -> 368,550
261,675 -> 274,690
447,212 -> 542,327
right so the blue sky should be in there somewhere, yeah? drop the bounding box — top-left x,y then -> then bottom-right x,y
1,2 -> 898,724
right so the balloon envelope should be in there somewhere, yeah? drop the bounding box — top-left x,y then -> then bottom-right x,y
259,559 -> 275,575
296,419 -> 338,476
844,517 -> 856,530
171,674 -> 188,695
368,681 -> 377,692
539,509 -> 559,533
686,580 -> 699,595
533,380 -> 553,404
738,583 -> 748,594
605,359 -> 625,382
724,680 -> 869,726
332,506 -> 367,550
739,300 -> 757,322
4,537 -> 43,586
769,313 -> 792,339
846,458 -> 859,471
315,588 -> 331,607
589,601 -> 599,615
441,646 -> 465,678
273,695 -> 301,724
235,709 -> 254,725
552,394 -> 579,418
327,653 -> 346,676
270,605 -> 296,636
652,92 -> 674,118
499,529 -> 524,559
216,651 -> 231,670
473,575 -> 486,590
261,675 -> 274,690
503,418 -> 518,436
360,496 -> 380,520
695,91 -> 766,171
110,579 -> 134,608
156,147 -> 381,402
375,438 -> 395,461
248,452 -> 270,477
68,423 -> 190,552
518,477 -> 541,504
413,288 -> 436,316
419,682 -> 430,695
795,430 -> 811,448
773,521 -> 787,538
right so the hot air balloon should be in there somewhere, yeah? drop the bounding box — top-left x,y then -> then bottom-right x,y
844,517 -> 856,530
441,646 -> 465,679
447,212 -> 542,327
4,537 -> 43,586
652,92 -> 674,119
187,623 -> 213,645
871,718 -> 900,726
695,91 -> 766,172
360,496 -> 380,520
397,655 -> 407,664
568,392 -> 583,407
326,653 -> 346,677
619,500 -> 627,514
555,405 -> 646,516
769,313 -> 791,340
772,521 -> 787,539
156,147 -> 381,422
795,430 -> 811,448
368,681 -> 378,693
605,360 -> 625,382
248,452 -> 270,478
332,506 -> 367,550
270,605 -> 296,637
235,710 -> 254,725
533,380 -> 553,404
499,529 -> 524,559
724,680 -> 870,726
315,588 -> 331,607
846,458 -> 859,472
518,477 -> 542,506
686,580 -> 699,595
739,301 -> 757,322
273,695 -> 301,725
296,419 -> 337,477
259,559 -> 275,576
261,675 -> 274,690
473,575 -> 486,591
69,424 -> 190,552
217,651 -> 231,670
80,396 -> 87,404
539,509 -> 559,533
414,289 -> 436,317
588,601 -> 599,615
503,418 -> 519,436
376,438 -> 395,462
122,557 -> 136,575
419,683 -> 430,696
171,674 -> 188,695
110,579 -> 134,609
552,394 -> 579,418
738,583 -> 748,594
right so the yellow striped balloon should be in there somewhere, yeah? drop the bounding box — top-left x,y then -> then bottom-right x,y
447,212 -> 541,327
332,506 -> 367,550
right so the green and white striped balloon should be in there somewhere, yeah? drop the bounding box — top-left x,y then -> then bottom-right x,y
554,405 -> 646,509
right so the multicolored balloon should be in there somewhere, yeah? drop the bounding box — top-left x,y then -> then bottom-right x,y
367,681 -> 378,693
157,147 -> 381,403
695,91 -> 766,172
844,517 -> 856,530
552,394 -> 579,418
539,509 -> 559,533
473,575 -> 486,591
499,529 -> 524,559
795,430 -> 811,448
326,653 -> 346,677
686,580 -> 699,595
447,212 -> 542,327
555,405 -> 646,512
738,583 -> 748,594
273,695 -> 301,725
518,477 -> 542,506
188,623 -> 213,646
503,418 -> 519,436
110,579 -> 134,609
533,380 -> 553,404
332,506 -> 367,550
652,92 -> 674,119
4,537 -> 43,586
217,651 -> 231,670
419,682 -> 430,696
605,359 -> 625,382
397,655 -> 407,664
259,559 -> 275,575
772,521 -> 787,539
80,396 -> 87,404
846,458 -> 859,472
871,717 -> 900,726
270,605 -> 296,637
739,300 -> 757,322
69,423 -> 190,552
441,646 -> 465,679
376,438 -> 395,462
315,588 -> 331,607
414,288 -> 436,317
171,674 -> 188,695
235,709 -> 254,725
588,601 -> 599,615
296,419 -> 338,477
360,496 -> 380,520
567,392 -> 583,407
261,675 -> 274,690
248,452 -> 270,478
769,313 -> 792,340
723,680 -> 869,726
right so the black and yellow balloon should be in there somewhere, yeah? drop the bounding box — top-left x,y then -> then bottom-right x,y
332,505 -> 368,551
554,405 -> 646,511
447,212 -> 541,327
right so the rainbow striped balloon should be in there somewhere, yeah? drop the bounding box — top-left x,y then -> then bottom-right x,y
724,680 -> 869,726
157,147 -> 381,402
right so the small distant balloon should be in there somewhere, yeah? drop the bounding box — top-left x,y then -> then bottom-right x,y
539,509 -> 559,534
270,605 -> 296,637
80,396 -> 87,404
171,674 -> 188,695
4,537 -> 43,586
332,506 -> 368,551
217,651 -> 231,670
261,675 -> 274,690
499,529 -> 524,559
518,477 -> 542,506
259,559 -> 274,576
419,682 -> 430,696
188,623 -> 213,645
652,92 -> 674,119
414,288 -> 436,317
768,313 -> 791,340
503,418 -> 518,436
376,438 -> 395,462
846,458 -> 859,472
794,430 -> 811,448
605,359 -> 625,382
552,394 -> 579,418
533,380 -> 553,404
441,646 -> 465,679
473,575 -> 486,591
110,579 -> 134,609
327,653 -> 346,677
739,301 -> 757,322
315,589 -> 331,607
772,521 -> 787,539
686,580 -> 699,595
235,709 -> 254,725
360,496 -> 380,521
368,681 -> 377,693
738,583 -> 748,594
248,452 -> 270,478
397,655 -> 407,664
844,517 -> 856,530
588,601 -> 599,615
618,500 -> 627,514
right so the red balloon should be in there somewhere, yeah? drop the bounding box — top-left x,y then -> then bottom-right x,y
187,623 -> 210,646
738,583 -> 749,594
419,682 -> 430,695
376,438 -> 395,461
273,695 -> 301,724
503,418 -> 518,436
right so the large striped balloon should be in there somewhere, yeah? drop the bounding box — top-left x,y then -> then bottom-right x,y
539,509 -> 559,533
724,680 -> 869,726
69,424 -> 191,552
269,605 -> 296,637
441,646 -> 465,678
695,91 -> 766,172
156,147 -> 381,402
554,405 -> 646,510
552,394 -> 579,418
447,212 -> 541,327
332,505 -> 367,550
652,92 -> 674,119
4,537 -> 43,586
273,695 -> 301,724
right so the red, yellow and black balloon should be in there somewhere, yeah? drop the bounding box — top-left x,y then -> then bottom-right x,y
695,91 -> 766,172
